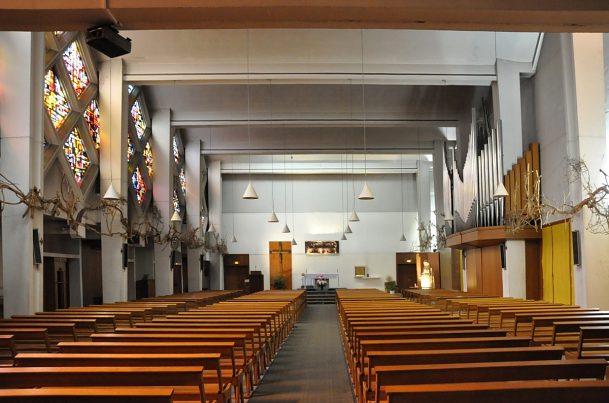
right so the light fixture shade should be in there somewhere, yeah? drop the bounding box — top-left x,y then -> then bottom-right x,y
267,211 -> 279,223
340,232 -> 347,241
494,182 -> 509,199
232,235 -> 237,243
399,233 -> 407,242
103,183 -> 120,200
242,181 -> 259,199
208,223 -> 216,233
170,211 -> 182,223
444,212 -> 454,221
358,181 -> 374,200
349,209 -> 360,222
344,224 -> 352,234
291,238 -> 297,246
282,223 -> 291,233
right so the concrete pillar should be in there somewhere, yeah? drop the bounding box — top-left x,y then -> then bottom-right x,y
185,140 -> 203,291
0,32 -> 45,315
151,109 -> 173,296
416,160 -> 432,250
571,34 -> 609,309
208,160 -> 224,289
99,59 -> 129,303
496,59 -> 524,172
432,140 -> 446,229
503,240 -> 526,298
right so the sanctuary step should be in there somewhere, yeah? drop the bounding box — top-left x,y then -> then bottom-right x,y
306,289 -> 336,305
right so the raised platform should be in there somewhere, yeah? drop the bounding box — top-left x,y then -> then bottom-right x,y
306,289 -> 336,305
446,226 -> 541,249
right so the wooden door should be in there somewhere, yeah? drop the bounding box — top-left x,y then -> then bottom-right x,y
172,251 -> 182,294
396,253 -> 417,289
223,254 -> 249,290
43,257 -> 69,311
269,241 -> 292,289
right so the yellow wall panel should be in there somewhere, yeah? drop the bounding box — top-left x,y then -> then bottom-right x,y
551,221 -> 574,304
541,226 -> 554,302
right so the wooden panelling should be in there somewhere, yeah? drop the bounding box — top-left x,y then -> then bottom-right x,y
269,241 -> 292,289
465,248 -> 481,294
481,245 -> 503,297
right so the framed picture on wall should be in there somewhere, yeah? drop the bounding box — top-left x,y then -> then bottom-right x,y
354,266 -> 366,277
305,241 -> 339,255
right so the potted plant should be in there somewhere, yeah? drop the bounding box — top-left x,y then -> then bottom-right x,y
272,275 -> 287,290
384,275 -> 397,293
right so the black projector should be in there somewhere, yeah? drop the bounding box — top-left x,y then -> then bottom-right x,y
86,25 -> 131,58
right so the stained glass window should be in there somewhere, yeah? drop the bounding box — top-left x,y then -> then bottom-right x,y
132,166 -> 146,205
53,31 -> 64,37
128,84 -> 135,94
127,134 -> 134,161
179,167 -> 186,195
84,98 -> 100,149
62,41 -> 90,98
63,128 -> 91,186
143,142 -> 154,177
173,190 -> 181,213
44,69 -> 71,129
130,99 -> 147,140
173,136 -> 180,165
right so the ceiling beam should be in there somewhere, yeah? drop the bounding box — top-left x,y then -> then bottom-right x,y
2,1 -> 609,32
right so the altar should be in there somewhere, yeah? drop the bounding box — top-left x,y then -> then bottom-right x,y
301,273 -> 340,289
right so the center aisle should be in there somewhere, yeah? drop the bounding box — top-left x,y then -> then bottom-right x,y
248,304 -> 355,403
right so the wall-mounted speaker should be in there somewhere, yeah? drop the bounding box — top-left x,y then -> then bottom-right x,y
572,230 -> 581,266
32,229 -> 42,265
122,244 -> 128,269
500,244 -> 506,270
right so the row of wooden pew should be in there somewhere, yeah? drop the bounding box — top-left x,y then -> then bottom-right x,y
0,289 -> 306,402
338,289 -> 609,403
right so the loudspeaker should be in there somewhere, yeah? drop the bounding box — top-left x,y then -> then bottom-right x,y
170,250 -> 176,269
86,25 -> 132,58
32,229 -> 42,265
572,230 -> 581,265
500,244 -> 506,270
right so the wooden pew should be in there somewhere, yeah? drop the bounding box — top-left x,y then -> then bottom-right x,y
0,321 -> 77,344
384,379 -> 609,403
0,329 -> 50,353
552,320 -> 609,348
0,336 -> 16,367
373,359 -> 607,403
575,326 -> 609,360
0,387 -> 175,402
14,353 -> 230,402
0,366 -> 205,402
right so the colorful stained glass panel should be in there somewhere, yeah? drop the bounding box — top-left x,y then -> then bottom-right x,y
179,167 -> 186,195
132,166 -> 147,205
84,98 -> 100,149
173,190 -> 181,213
128,84 -> 135,94
130,99 -> 147,140
62,41 -> 90,98
127,134 -> 134,161
144,142 -> 154,177
173,136 -> 180,165
63,127 -> 91,186
44,69 -> 71,129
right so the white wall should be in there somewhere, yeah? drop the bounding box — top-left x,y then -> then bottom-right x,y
221,173 -> 421,290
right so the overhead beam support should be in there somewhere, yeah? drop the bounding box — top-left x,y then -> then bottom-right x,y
2,1 -> 609,32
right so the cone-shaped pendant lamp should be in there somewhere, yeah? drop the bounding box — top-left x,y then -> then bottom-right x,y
358,181 -> 374,200
349,209 -> 360,222
242,181 -> 258,199
282,223 -> 291,233
494,182 -> 509,199
341,232 -> 347,241
344,224 -> 352,234
208,223 -> 216,233
268,211 -> 279,223
291,238 -> 297,246
399,233 -> 407,242
103,183 -> 120,200
232,235 -> 238,243
444,212 -> 454,221
170,210 -> 182,223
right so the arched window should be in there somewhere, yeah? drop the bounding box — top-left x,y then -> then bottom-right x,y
126,86 -> 153,212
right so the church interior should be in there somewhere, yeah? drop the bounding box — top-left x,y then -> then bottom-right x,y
0,2 -> 609,402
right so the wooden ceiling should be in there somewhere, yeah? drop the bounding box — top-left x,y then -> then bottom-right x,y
2,1 -> 609,32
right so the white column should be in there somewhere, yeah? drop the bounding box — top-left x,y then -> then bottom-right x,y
185,140 -> 203,291
0,32 -> 45,315
571,33 -> 609,309
416,160 -> 432,248
432,140 -> 446,229
208,160 -> 224,289
496,59 -> 524,172
503,240 -> 526,298
99,59 -> 128,303
151,109 -> 173,296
